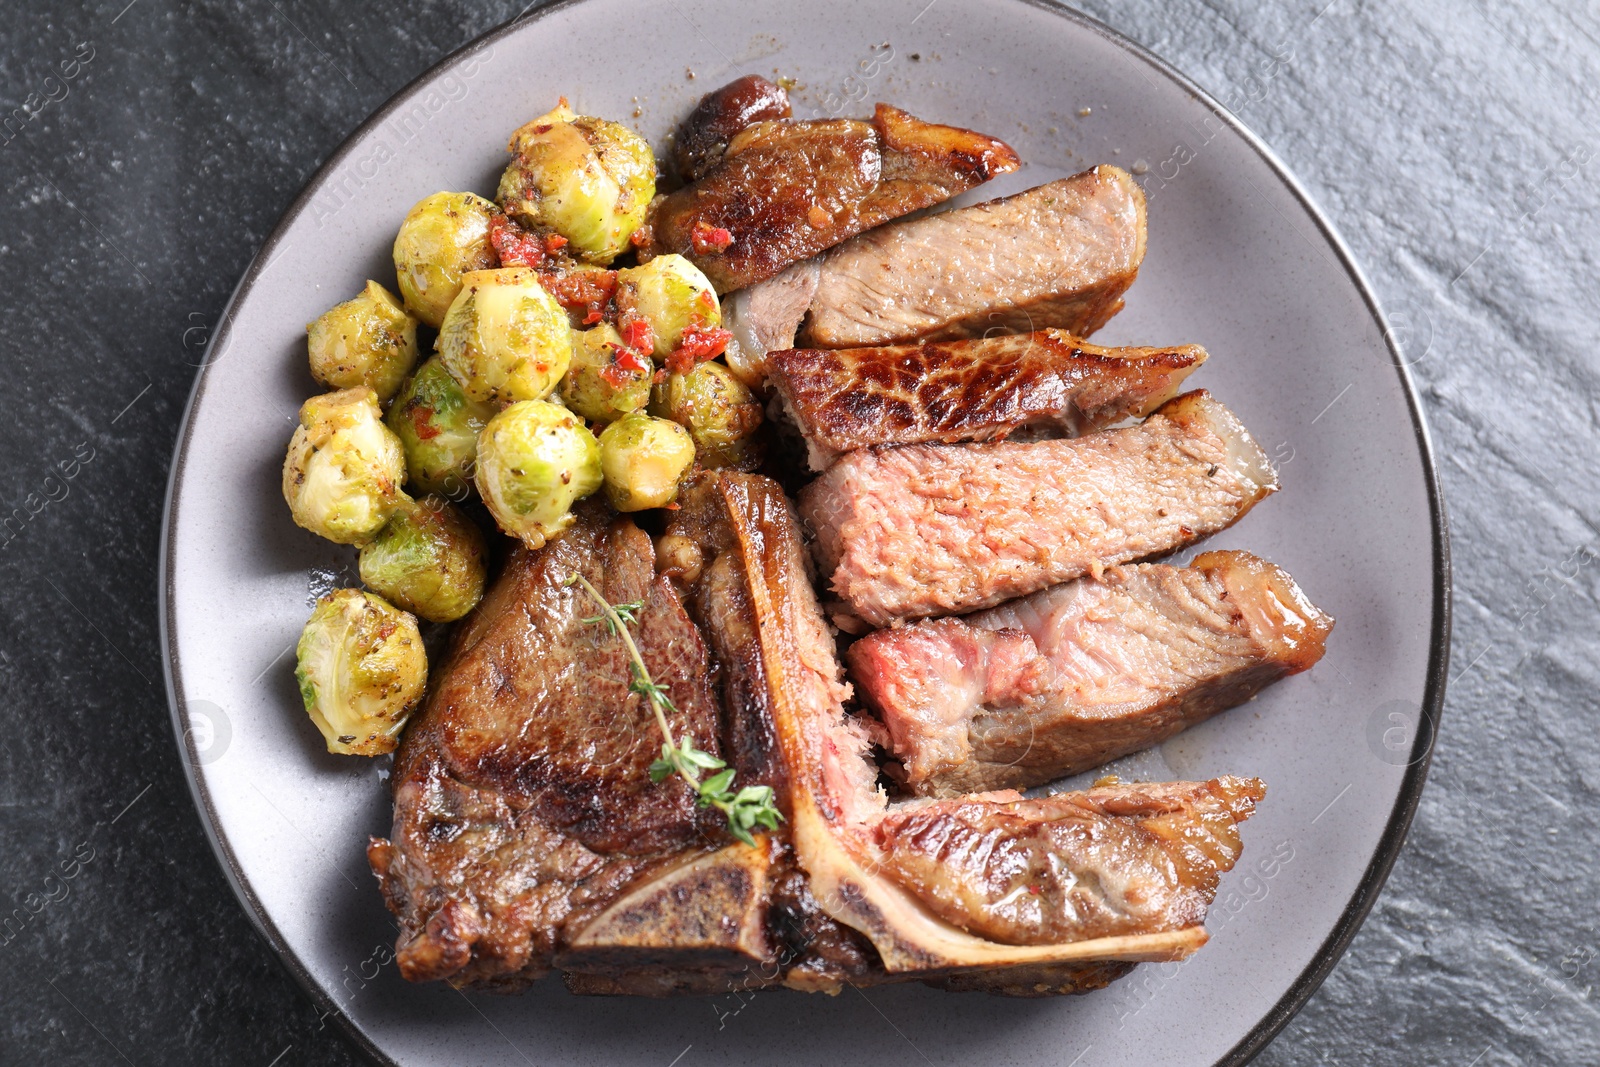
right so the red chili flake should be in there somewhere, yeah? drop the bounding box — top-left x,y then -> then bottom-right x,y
540,265 -> 619,324
533,123 -> 553,134
1027,885 -> 1040,895
618,311 -> 656,357
665,323 -> 732,374
543,234 -> 568,253
598,362 -> 629,389
690,220 -> 734,254
614,346 -> 651,374
489,214 -> 545,268
408,404 -> 441,441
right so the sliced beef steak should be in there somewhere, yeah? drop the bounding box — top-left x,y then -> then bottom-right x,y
799,166 -> 1146,348
767,330 -> 1207,470
646,104 -> 1019,293
874,777 -> 1266,946
850,551 -> 1333,795
375,475 -> 1276,996
799,390 -> 1277,626
369,503 -> 730,988
684,472 -> 1250,979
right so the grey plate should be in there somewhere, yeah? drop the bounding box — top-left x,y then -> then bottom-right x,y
160,1 -> 1449,1064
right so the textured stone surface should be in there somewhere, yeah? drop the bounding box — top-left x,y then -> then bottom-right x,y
0,0 -> 1594,1064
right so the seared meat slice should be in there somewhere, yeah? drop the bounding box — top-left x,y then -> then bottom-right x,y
850,551 -> 1333,795
799,390 -> 1277,626
799,166 -> 1146,348
768,330 -> 1206,470
874,778 -> 1265,946
671,74 -> 792,183
724,261 -> 821,387
677,471 -> 1231,980
647,104 -> 1019,293
369,503 -> 729,987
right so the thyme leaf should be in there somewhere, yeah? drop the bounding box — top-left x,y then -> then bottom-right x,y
570,572 -> 784,845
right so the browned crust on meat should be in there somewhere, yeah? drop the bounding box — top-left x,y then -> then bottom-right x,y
671,74 -> 793,183
370,504 -> 730,988
767,330 -> 1206,465
873,778 -> 1266,946
647,104 -> 1019,293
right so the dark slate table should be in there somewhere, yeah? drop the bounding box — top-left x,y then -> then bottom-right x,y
2,1 -> 1594,1063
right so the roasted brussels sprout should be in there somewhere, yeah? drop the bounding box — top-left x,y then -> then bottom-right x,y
558,325 -> 652,424
474,399 -> 602,548
295,588 -> 427,756
306,280 -> 420,401
496,103 -> 655,266
392,191 -> 500,328
598,413 -> 696,512
358,497 -> 488,623
282,387 -> 406,544
385,356 -> 497,498
652,361 -> 764,469
615,254 -> 721,359
438,267 -> 573,404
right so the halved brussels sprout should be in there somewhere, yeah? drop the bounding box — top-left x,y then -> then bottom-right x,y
385,356 -> 497,499
497,103 -> 655,266
282,387 -> 406,544
306,280 -> 420,401
392,191 -> 500,328
558,324 -> 653,424
474,399 -> 602,548
599,413 -> 696,512
358,497 -> 488,623
652,361 -> 764,470
438,267 -> 573,404
615,254 -> 721,359
295,588 -> 427,756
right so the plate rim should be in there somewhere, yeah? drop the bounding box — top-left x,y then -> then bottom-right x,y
158,2 -> 1452,1063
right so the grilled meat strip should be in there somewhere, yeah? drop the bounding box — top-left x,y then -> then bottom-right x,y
368,503 -> 733,989
801,166 -> 1146,348
850,551 -> 1333,795
679,472 -> 1255,981
876,777 -> 1265,945
799,390 -> 1277,627
724,168 -> 1149,378
646,103 -> 1019,294
671,74 -> 792,183
767,330 -> 1207,470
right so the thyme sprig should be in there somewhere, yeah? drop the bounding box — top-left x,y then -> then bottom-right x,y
567,573 -> 783,846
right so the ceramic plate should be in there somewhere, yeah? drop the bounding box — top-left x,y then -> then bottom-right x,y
161,1 -> 1449,1063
